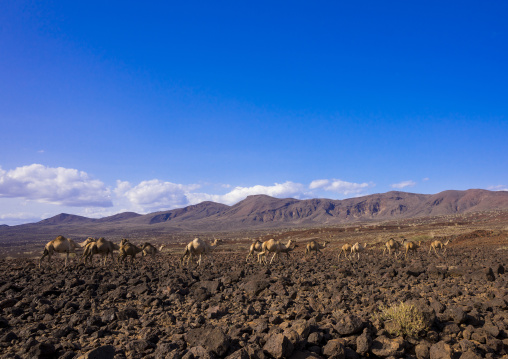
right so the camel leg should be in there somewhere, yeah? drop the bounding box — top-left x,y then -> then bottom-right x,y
39,250 -> 49,268
246,248 -> 254,262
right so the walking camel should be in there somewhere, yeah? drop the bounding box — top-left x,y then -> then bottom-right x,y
82,237 -> 120,266
246,239 -> 264,262
181,237 -> 223,266
39,236 -> 94,268
118,241 -> 143,264
429,239 -> 450,256
404,240 -> 421,259
383,238 -> 404,257
338,243 -> 353,261
350,242 -> 368,260
257,239 -> 296,264
305,240 -> 329,257
142,242 -> 158,257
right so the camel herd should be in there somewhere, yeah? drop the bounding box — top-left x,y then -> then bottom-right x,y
38,235 -> 452,268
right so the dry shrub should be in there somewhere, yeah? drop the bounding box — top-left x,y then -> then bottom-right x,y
373,302 -> 428,337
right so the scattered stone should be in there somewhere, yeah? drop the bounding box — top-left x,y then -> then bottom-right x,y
187,326 -> 230,356
371,335 -> 405,357
263,333 -> 294,359
429,341 -> 452,359
322,338 -> 345,359
334,314 -> 364,336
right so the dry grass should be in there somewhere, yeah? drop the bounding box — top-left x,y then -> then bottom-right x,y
373,302 -> 429,337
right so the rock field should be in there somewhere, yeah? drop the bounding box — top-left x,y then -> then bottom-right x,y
0,243 -> 507,359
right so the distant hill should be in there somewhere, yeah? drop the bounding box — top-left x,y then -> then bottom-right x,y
1,189 -> 508,242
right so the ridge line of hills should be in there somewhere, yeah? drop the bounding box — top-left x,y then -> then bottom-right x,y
1,189 -> 508,241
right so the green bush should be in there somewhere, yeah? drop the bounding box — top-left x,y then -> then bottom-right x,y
373,302 -> 428,337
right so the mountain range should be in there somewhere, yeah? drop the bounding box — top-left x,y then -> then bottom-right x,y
1,189 -> 508,242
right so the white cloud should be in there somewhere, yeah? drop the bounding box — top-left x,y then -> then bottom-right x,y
0,164 -> 380,224
0,212 -> 43,225
0,164 -> 112,207
487,185 -> 508,191
113,180 -> 309,212
217,181 -> 306,205
391,180 -> 417,189
422,177 -> 430,182
309,179 -> 330,189
114,179 -> 201,211
309,178 -> 374,195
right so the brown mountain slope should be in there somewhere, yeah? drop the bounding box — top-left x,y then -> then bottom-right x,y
2,189 -> 508,241
38,213 -> 94,225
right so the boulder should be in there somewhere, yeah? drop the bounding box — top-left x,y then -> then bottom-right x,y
77,345 -> 116,359
429,341 -> 452,359
443,306 -> 466,324
263,333 -> 294,358
187,326 -> 230,356
322,339 -> 345,359
371,335 -> 405,357
334,314 -> 364,336
356,328 -> 371,355
244,280 -> 270,296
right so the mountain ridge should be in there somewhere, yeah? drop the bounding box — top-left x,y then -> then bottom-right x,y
2,189 -> 508,241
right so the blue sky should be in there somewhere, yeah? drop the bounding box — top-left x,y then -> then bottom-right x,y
1,1 -> 507,225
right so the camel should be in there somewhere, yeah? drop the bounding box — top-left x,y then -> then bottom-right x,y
350,242 -> 368,260
429,239 -> 450,256
142,242 -> 158,257
404,240 -> 421,259
81,237 -> 120,266
246,239 -> 264,262
118,241 -> 143,264
39,235 -> 94,268
180,238 -> 223,266
305,240 -> 329,257
383,238 -> 404,257
257,239 -> 296,265
279,242 -> 298,259
338,243 -> 353,261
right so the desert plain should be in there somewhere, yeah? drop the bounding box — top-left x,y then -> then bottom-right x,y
0,210 -> 508,359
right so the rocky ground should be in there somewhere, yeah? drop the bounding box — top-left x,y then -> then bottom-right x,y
0,242 -> 507,359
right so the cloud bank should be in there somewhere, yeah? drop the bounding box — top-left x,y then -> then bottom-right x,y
0,164 -> 377,223
309,179 -> 374,195
0,164 -> 112,207
391,180 -> 417,189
